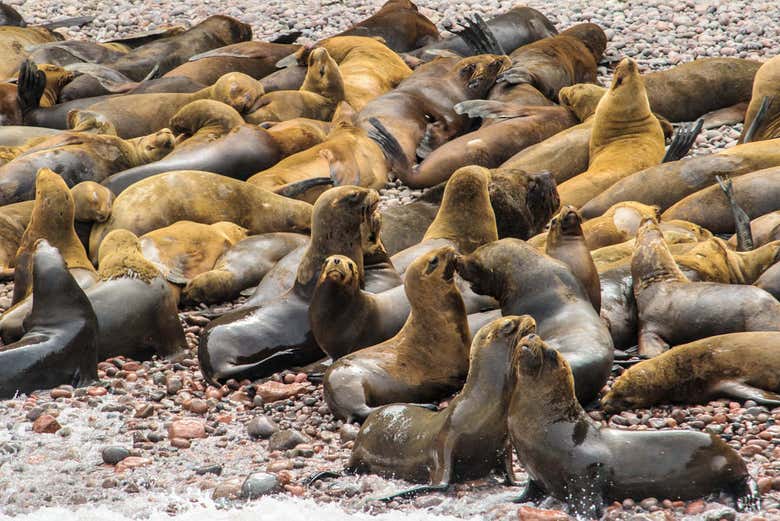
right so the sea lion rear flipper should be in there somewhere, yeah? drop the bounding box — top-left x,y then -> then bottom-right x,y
637,331 -> 670,358
742,96 -> 773,144
454,14 -> 504,55
275,53 -> 300,69
41,15 -> 94,30
708,380 -> 780,407
16,59 -> 46,117
661,118 -> 703,163
367,117 -> 411,179
270,31 -> 302,44
716,174 -> 753,251
510,478 -> 547,504
372,484 -> 450,503
273,177 -> 334,199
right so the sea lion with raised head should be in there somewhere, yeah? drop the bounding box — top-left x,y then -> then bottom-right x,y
508,333 -> 757,518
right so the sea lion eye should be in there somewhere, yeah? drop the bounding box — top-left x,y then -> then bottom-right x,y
425,256 -> 439,274
347,191 -> 362,204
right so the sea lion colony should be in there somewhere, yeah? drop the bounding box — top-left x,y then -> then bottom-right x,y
1,0 -> 780,517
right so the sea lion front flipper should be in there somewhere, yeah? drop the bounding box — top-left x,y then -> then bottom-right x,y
716,174 -> 754,251
742,96 -> 773,144
708,380 -> 780,407
372,484 -> 450,503
510,478 -> 547,504
637,331 -> 670,358
661,118 -> 703,163
454,100 -> 529,120
367,117 -> 410,179
273,177 -> 334,199
17,59 -> 46,117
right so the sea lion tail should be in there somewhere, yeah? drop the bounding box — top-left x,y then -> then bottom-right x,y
742,96 -> 773,144
662,118 -> 703,163
41,15 -> 94,30
16,59 -> 45,116
273,177 -> 334,199
270,31 -> 302,44
367,117 -> 410,178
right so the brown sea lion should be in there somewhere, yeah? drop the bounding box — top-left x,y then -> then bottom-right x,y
163,41 -> 300,85
740,56 -> 780,143
198,186 -> 379,384
456,238 -> 613,404
181,232 -> 309,305
582,138 -> 780,218
632,219 -> 780,357
545,206 -> 600,311
89,171 -> 312,263
139,221 -> 248,285
246,47 -> 344,123
324,247 -> 472,422
0,127 -> 173,205
0,240 -> 98,399
508,333 -> 757,518
102,100 -> 283,194
557,58 -> 665,208
345,315 -> 537,495
663,166 -> 780,234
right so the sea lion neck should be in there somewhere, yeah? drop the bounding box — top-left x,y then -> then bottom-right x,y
28,240 -> 92,326
631,223 -> 688,293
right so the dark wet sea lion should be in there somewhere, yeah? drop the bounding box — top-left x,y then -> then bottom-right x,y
632,219 -> 780,357
97,15 -> 252,82
163,41 -> 300,85
603,332 -> 780,413
182,232 -> 309,305
346,315 -> 536,492
102,100 -> 283,194
557,58 -> 665,208
582,138 -> 780,218
508,333 -> 756,518
0,127 -> 173,205
546,206 -> 600,311
0,240 -> 98,399
198,186 -> 379,384
456,238 -> 613,404
663,166 -> 780,234
89,170 -> 312,262
333,0 -> 438,52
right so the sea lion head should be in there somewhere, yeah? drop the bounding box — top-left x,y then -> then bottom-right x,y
562,23 -> 608,62
210,221 -> 248,244
131,128 -> 175,163
596,58 -> 651,122
97,229 -> 160,283
631,217 -> 688,291
471,315 -> 536,377
404,246 -> 458,303
32,168 -> 75,229
488,169 -> 560,239
424,165 -> 497,253
548,205 -> 584,243
318,254 -> 360,291
67,110 -> 118,135
71,181 -> 114,223
601,366 -> 655,413
559,83 -> 607,121
211,72 -> 265,115
303,47 -> 344,100
455,240 -> 508,298
513,333 -> 576,402
169,100 -> 244,140
458,54 -> 511,94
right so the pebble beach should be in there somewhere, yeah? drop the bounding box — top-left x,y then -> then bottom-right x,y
1,1 -> 780,520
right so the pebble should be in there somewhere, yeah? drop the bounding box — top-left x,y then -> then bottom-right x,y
101,446 -> 130,465
240,472 -> 280,499
247,415 -> 279,439
268,430 -> 309,451
32,415 -> 61,434
168,419 -> 206,439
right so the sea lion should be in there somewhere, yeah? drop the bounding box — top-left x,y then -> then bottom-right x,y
730,211 -> 780,249
546,206 -> 600,311
603,332 -> 780,413
198,186 -> 379,384
163,41 -> 300,85
324,246 -> 477,422
582,138 -> 780,218
246,47 -> 344,123
456,238 -> 613,404
508,333 -> 757,518
632,219 -> 780,357
101,100 -> 283,193
334,0 -> 439,52
556,58 -> 665,208
0,127 -> 174,205
663,166 -> 780,234
181,232 -> 309,305
26,40 -> 129,68
0,240 -> 98,399
740,55 -> 780,143
345,315 -> 536,495
89,171 -> 312,262
139,220 -> 247,284
673,237 -> 780,286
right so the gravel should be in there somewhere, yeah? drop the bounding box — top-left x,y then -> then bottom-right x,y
1,0 -> 780,519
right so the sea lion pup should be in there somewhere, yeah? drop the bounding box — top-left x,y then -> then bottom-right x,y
556,58 -> 665,208
182,232 -> 309,305
198,186 -> 380,384
0,240 -> 98,399
139,221 -> 248,285
340,315 -> 536,499
632,219 -> 780,358
245,48 -> 344,123
509,334 -> 757,518
663,166 -> 780,234
529,200 -> 660,250
247,103 -> 390,203
334,0 -> 439,52
93,15 -> 252,82
0,126 -> 173,205
456,238 -> 613,404
323,247 -> 490,421
163,41 -> 300,86
102,100 -> 283,194
582,138 -> 780,218
545,206 -> 600,311
88,171 -> 312,263
603,332 -> 780,413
